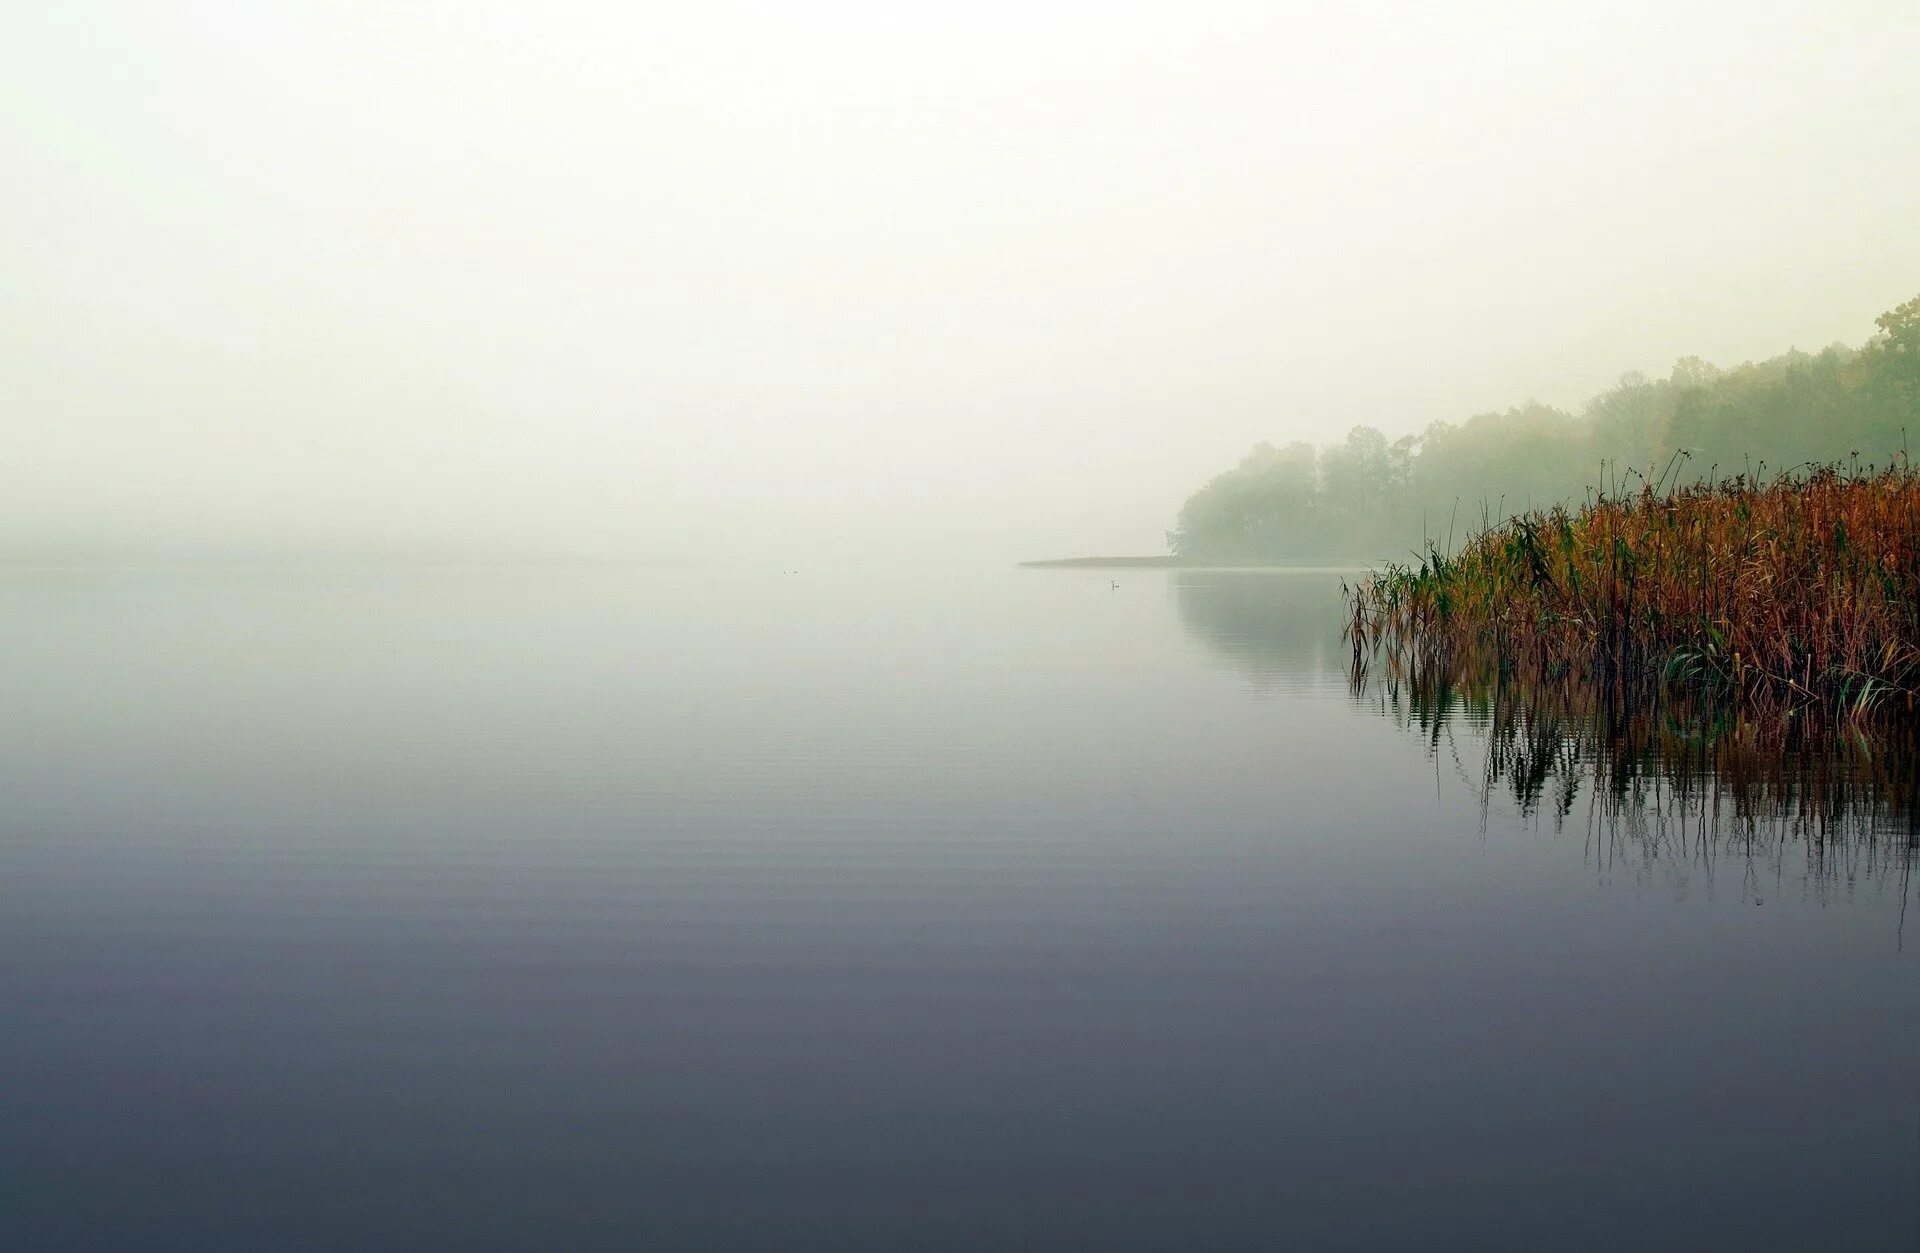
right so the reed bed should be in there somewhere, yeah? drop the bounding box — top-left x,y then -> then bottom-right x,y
1347,461 -> 1920,724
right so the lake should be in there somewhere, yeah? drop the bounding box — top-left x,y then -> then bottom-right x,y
0,567 -> 1914,1250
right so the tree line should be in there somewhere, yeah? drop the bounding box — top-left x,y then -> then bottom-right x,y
1167,294 -> 1920,560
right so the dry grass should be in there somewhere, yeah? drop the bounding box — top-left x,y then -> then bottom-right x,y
1347,460 -> 1920,723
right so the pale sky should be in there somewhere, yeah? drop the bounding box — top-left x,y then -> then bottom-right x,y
5,0 -> 1918,563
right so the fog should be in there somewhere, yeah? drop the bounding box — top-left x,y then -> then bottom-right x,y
6,0 -> 1917,565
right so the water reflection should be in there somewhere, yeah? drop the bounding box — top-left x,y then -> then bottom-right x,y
1173,570 -> 1918,913
1170,570 -> 1352,688
1357,651 -> 1920,912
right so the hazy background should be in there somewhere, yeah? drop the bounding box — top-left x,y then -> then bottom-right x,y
5,0 -> 1917,565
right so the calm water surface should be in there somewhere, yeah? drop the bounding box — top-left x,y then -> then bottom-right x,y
1,567 -> 1914,1250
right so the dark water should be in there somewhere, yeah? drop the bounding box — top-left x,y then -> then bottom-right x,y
1,567 -> 1914,1250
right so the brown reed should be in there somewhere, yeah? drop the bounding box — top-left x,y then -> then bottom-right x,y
1346,460 -> 1920,724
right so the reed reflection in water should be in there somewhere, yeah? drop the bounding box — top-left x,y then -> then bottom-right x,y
1354,648 -> 1920,915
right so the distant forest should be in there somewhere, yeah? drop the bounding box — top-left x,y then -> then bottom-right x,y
1168,294 -> 1920,560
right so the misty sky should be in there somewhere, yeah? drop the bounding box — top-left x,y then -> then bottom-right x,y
6,1 -> 1918,563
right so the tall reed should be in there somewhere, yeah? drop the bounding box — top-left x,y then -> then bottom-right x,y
1347,460 -> 1920,723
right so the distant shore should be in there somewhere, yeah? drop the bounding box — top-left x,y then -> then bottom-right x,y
1018,555 -> 1374,569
